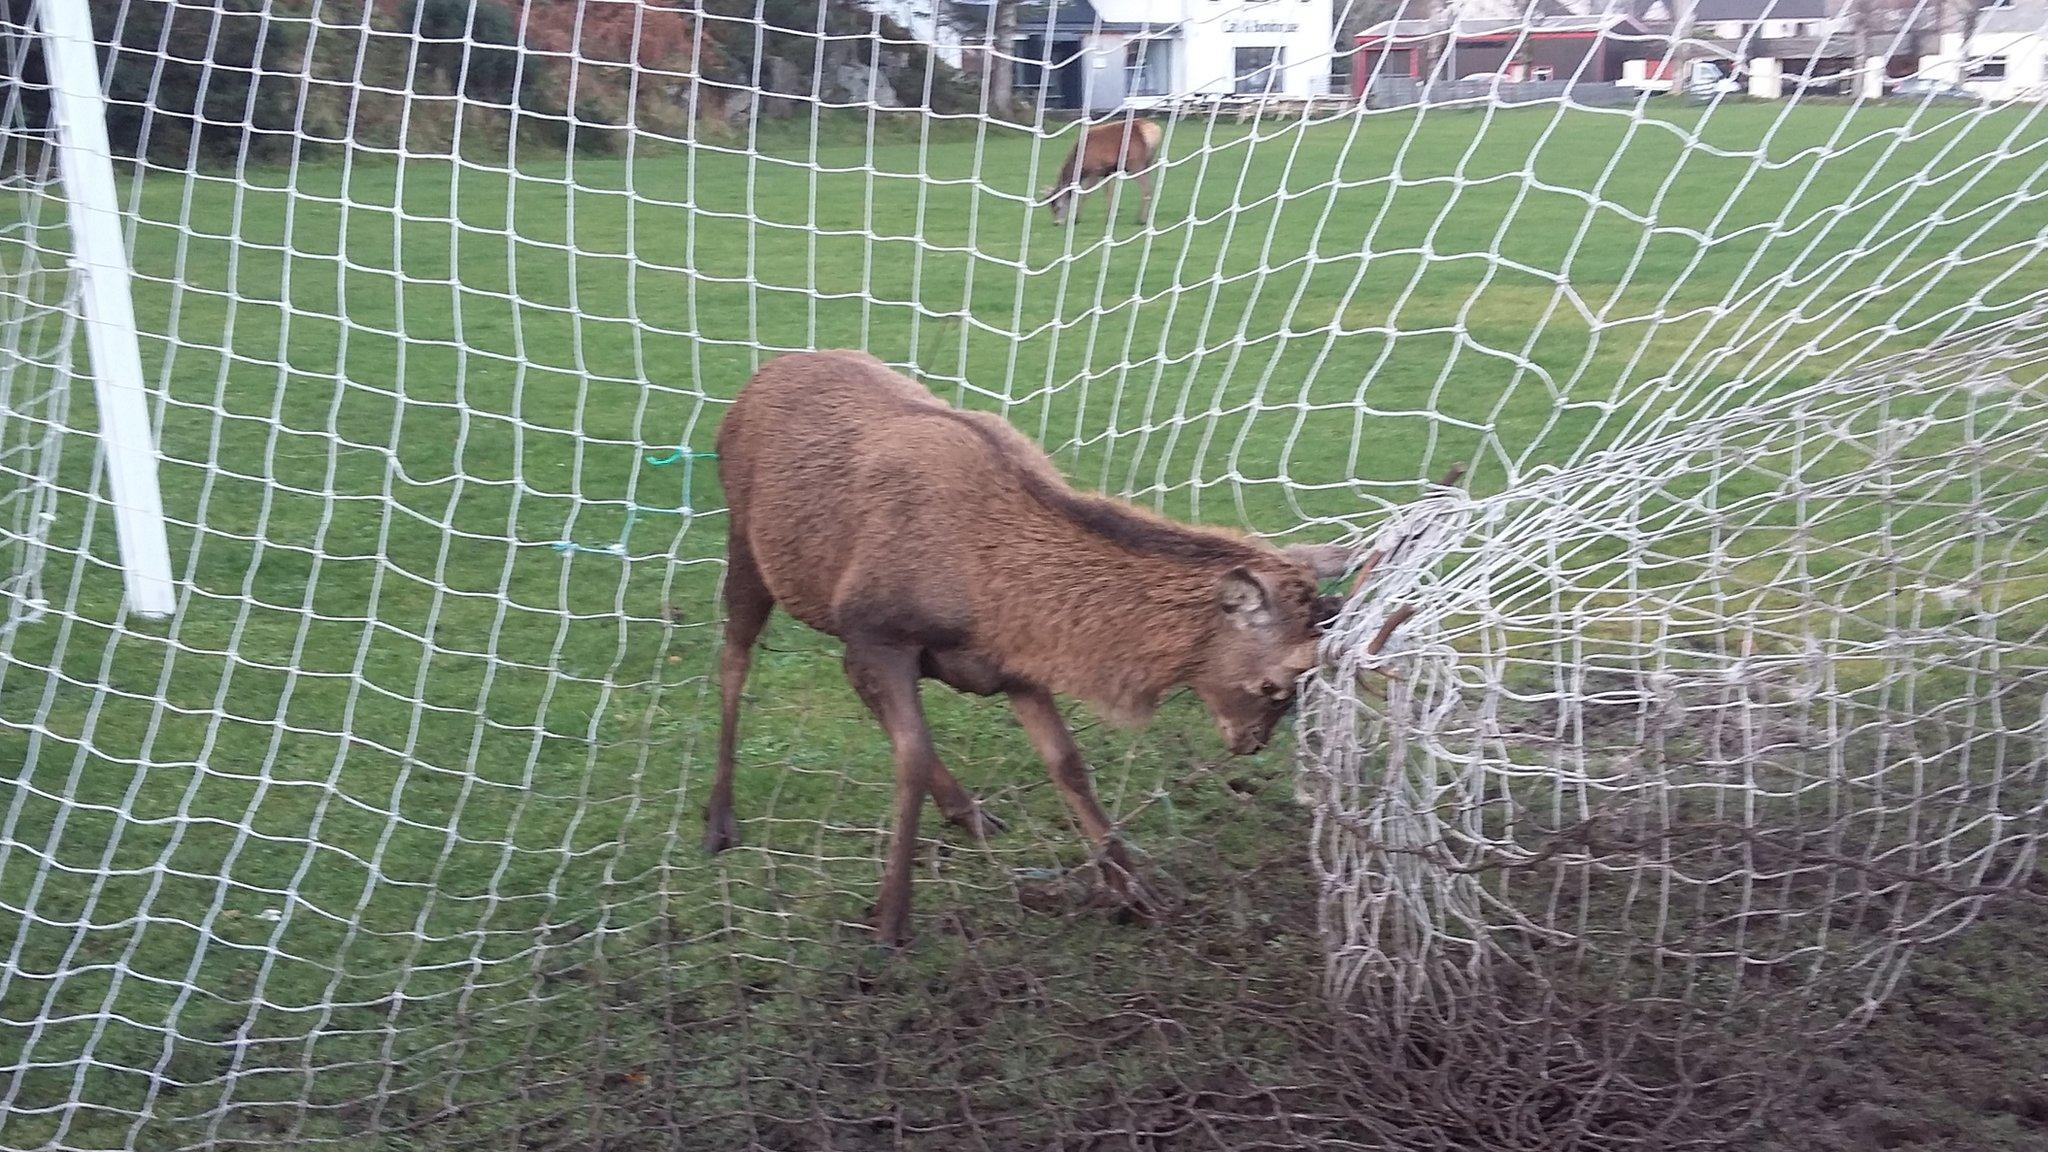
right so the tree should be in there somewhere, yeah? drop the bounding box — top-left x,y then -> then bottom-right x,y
934,0 -> 1022,117
1335,0 -> 1406,43
521,0 -> 707,134
1666,0 -> 1697,97
78,0 -> 308,162
1942,0 -> 1992,65
988,0 -> 1018,115
409,0 -> 520,105
1840,0 -> 1870,94
1416,0 -> 1451,85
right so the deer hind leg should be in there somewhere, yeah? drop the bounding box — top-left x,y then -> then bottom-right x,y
704,532 -> 774,854
1134,164 -> 1156,225
1008,686 -> 1155,913
845,642 -> 939,947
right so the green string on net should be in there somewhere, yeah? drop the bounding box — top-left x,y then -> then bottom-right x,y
550,448 -> 716,558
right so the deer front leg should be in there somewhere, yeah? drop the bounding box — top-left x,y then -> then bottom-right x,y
917,648 -> 1010,839
844,643 -> 938,947
927,760 -> 1006,838
1008,686 -> 1156,914
705,532 -> 773,854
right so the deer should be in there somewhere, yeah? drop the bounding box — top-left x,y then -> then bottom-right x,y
1041,117 -> 1164,226
703,349 -> 1358,947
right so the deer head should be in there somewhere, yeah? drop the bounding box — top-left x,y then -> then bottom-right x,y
1185,548 -> 1350,755
1041,183 -> 1074,225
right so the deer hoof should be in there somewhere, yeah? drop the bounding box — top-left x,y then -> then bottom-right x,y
702,808 -> 740,855
949,804 -> 1007,840
1098,867 -> 1163,923
1118,878 -> 1163,921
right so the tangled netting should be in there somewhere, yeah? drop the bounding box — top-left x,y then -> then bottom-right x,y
6,0 -> 2048,1146
1302,317 -> 2048,1137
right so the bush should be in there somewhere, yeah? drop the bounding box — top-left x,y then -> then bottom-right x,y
0,0 -> 979,164
91,0 -> 305,163
521,0 -> 712,142
407,0 -> 519,105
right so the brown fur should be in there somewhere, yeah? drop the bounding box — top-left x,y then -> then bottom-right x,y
705,349 -> 1349,946
1042,118 -> 1164,225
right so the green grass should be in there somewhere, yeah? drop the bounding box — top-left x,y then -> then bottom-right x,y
2,100 -> 2046,1149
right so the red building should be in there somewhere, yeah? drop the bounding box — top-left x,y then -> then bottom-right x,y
1353,13 -> 1665,92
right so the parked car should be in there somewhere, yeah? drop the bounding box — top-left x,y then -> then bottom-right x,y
1686,60 -> 1742,98
1889,78 -> 1982,102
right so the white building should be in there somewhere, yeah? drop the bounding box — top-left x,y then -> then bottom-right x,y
943,0 -> 1338,112
1921,0 -> 2048,100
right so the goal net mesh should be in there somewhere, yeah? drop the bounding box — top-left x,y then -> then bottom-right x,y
0,84 -> 70,640
1,0 -> 2044,1148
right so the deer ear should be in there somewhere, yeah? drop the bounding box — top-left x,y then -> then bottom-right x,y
1218,567 -> 1274,625
1284,541 -> 1356,581
1312,593 -> 1345,628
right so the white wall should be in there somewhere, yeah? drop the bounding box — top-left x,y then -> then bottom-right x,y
889,0 -> 1342,106
1960,31 -> 2048,99
1920,32 -> 1967,82
1077,33 -> 1132,111
1191,0 -> 1338,96
1097,0 -> 1334,98
1748,54 -> 1782,97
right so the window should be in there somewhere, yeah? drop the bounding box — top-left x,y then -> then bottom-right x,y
1125,38 -> 1172,96
1975,55 -> 2008,80
1013,36 -> 1049,100
1235,46 -> 1283,94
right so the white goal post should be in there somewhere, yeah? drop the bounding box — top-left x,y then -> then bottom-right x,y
27,0 -> 173,619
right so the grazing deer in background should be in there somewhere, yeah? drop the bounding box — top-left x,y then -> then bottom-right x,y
1042,117 -> 1164,225
704,350 -> 1352,947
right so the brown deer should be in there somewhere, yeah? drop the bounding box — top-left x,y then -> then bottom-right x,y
1041,117 -> 1164,226
704,350 -> 1355,946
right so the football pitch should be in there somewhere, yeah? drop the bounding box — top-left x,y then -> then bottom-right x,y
3,100 -> 2045,1148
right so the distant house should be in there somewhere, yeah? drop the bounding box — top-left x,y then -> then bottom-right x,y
1692,0 -> 1848,93
1922,0 -> 2048,99
1351,11 -> 1664,90
947,0 -> 1337,112
1695,0 -> 1833,45
1687,0 -> 1946,96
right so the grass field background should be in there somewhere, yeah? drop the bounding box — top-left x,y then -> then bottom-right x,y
3,99 -> 2047,1148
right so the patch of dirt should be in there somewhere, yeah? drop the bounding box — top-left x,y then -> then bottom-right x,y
384,783 -> 2046,1152
1755,883 -> 2048,1152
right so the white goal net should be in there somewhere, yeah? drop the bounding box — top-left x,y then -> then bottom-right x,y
0,86 -> 70,637
2,0 -> 2045,1147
